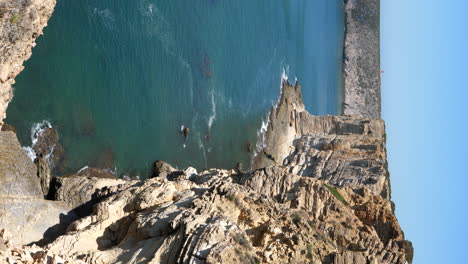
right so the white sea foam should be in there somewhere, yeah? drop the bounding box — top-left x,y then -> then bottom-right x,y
208,90 -> 217,130
23,120 -> 53,161
22,146 -> 37,161
76,166 -> 89,174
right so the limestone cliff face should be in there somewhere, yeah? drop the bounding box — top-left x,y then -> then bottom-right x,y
0,0 -> 56,128
343,0 -> 381,118
254,81 -> 390,199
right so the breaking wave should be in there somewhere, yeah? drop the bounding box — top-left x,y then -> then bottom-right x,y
22,120 -> 52,161
207,90 -> 217,130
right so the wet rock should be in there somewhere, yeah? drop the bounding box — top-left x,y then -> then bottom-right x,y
182,127 -> 190,138
33,127 -> 58,157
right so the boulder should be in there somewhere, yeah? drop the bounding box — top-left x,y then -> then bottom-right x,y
151,160 -> 177,179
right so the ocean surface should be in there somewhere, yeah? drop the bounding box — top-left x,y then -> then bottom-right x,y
6,0 -> 344,178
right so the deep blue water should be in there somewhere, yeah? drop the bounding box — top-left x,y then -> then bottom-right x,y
6,0 -> 344,177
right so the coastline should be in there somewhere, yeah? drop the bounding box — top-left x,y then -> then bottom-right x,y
342,0 -> 381,118
0,0 -> 413,263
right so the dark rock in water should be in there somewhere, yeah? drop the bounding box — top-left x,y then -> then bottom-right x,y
35,154 -> 51,197
73,106 -> 96,137
182,127 -> 190,139
151,160 -> 177,179
91,146 -> 115,171
77,167 -> 116,179
0,123 -> 15,133
33,127 -> 58,157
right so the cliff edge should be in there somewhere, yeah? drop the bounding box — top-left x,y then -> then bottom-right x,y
0,0 -> 56,128
343,0 -> 381,118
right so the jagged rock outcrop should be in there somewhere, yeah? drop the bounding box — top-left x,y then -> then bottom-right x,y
50,175 -> 126,217
343,0 -> 381,118
0,0 -> 56,128
254,81 -> 390,199
25,164 -> 410,264
0,131 -> 75,246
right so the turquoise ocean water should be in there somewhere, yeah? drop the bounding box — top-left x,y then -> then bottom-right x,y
6,0 -> 344,177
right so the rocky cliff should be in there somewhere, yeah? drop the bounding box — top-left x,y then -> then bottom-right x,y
0,0 -> 413,263
343,0 -> 381,118
0,0 -> 56,128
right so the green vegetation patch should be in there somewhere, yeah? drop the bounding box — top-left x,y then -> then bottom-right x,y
10,13 -> 19,24
323,184 -> 347,204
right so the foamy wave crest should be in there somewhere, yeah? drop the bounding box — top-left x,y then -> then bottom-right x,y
208,90 -> 217,130
23,120 -> 53,161
76,166 -> 89,174
22,146 -> 37,161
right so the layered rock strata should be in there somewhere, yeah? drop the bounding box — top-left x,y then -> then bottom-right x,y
343,0 -> 381,118
0,0 -> 56,128
254,81 -> 390,199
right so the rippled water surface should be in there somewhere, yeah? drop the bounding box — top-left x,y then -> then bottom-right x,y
7,0 -> 344,177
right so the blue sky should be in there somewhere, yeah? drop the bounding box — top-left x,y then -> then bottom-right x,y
381,0 -> 467,263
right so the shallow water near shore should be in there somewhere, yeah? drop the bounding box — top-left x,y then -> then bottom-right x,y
6,0 -> 344,177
